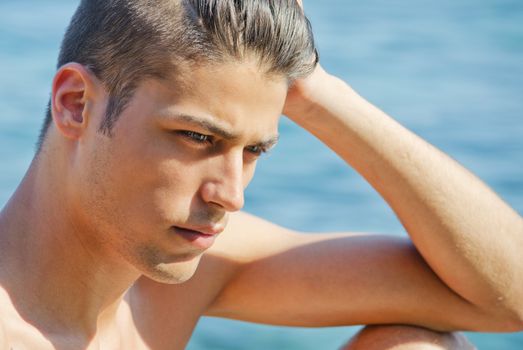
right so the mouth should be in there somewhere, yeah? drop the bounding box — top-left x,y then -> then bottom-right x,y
171,225 -> 223,250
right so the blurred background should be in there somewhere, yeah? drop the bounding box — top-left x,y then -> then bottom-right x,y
1,0 -> 522,348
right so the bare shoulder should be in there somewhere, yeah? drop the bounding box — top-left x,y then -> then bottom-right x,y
0,316 -> 6,348
0,287 -> 11,347
129,212 -> 311,340
208,211 -> 311,263
127,212 -> 298,347
133,211 -> 305,307
0,285 -> 50,349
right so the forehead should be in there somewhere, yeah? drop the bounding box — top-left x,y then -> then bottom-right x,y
173,59 -> 288,107
139,60 -> 289,139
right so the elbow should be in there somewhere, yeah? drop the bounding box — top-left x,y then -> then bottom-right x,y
502,293 -> 523,331
472,294 -> 523,332
502,316 -> 523,333
487,282 -> 523,331
507,308 -> 523,332
489,304 -> 523,332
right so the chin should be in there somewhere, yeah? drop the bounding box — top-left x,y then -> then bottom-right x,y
146,255 -> 203,284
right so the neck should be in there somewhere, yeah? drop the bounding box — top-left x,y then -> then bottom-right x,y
0,157 -> 139,339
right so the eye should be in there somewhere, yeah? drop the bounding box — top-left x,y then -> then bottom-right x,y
178,130 -> 212,144
244,145 -> 268,157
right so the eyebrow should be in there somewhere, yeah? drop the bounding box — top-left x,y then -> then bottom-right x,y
167,113 -> 280,149
171,113 -> 238,140
256,134 -> 280,150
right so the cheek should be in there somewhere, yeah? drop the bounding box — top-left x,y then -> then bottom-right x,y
111,161 -> 203,228
148,163 -> 203,221
75,128 -> 212,232
71,139 -> 151,230
243,162 -> 257,188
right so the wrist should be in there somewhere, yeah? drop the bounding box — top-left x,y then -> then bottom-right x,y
285,68 -> 361,128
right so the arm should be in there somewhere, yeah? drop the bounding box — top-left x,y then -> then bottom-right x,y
282,66 -> 523,322
205,66 -> 523,332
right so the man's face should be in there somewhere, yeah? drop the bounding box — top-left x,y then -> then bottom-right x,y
70,60 -> 288,283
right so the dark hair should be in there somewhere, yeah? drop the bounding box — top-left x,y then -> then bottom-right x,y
37,0 -> 317,150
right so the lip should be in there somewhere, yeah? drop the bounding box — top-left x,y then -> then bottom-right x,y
172,225 -> 223,250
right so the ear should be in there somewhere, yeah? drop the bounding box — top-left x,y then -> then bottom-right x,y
51,63 -> 102,140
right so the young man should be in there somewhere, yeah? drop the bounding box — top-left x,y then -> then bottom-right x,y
0,0 -> 521,349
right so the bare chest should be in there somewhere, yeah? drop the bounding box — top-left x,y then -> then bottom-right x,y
0,294 -> 202,350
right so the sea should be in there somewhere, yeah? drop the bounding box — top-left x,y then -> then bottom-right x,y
0,1 -> 522,349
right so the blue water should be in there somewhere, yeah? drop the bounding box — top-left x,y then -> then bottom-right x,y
1,1 -> 522,349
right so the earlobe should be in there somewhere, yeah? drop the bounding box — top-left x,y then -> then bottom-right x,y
51,63 -> 100,140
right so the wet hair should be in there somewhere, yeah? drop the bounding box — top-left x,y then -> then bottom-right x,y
37,0 -> 317,150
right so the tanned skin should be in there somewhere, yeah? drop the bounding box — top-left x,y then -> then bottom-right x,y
0,2 -> 522,350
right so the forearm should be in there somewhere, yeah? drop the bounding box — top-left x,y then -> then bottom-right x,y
286,68 -> 523,322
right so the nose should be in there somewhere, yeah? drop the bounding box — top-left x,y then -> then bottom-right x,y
200,152 -> 245,212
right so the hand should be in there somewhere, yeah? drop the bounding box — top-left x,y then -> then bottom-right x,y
283,0 -> 313,120
283,0 -> 335,123
282,64 -> 328,121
